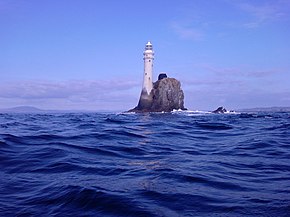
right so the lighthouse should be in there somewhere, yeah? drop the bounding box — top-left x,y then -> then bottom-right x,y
143,41 -> 154,94
129,41 -> 186,112
137,41 -> 154,109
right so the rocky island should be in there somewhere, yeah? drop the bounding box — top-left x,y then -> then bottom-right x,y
129,42 -> 186,113
129,74 -> 186,112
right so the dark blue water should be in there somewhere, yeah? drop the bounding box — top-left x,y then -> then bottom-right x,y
0,111 -> 290,216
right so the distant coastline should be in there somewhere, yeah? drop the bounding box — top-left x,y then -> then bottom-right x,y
1,106 -> 290,114
0,106 -> 97,114
237,107 -> 290,112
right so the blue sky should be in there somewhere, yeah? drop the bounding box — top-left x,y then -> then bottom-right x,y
1,0 -> 290,111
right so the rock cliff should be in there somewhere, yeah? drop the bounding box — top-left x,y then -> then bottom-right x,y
129,77 -> 186,113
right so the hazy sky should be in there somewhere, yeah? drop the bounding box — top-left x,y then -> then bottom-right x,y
1,0 -> 290,111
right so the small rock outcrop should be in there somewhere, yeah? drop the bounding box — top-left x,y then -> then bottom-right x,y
212,107 -> 227,114
129,77 -> 186,113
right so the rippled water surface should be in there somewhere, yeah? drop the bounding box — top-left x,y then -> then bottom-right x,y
0,111 -> 290,216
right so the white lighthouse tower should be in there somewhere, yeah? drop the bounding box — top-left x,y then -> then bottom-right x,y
137,41 -> 154,109
143,41 -> 154,94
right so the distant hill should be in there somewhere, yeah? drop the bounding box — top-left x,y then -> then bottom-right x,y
0,106 -> 95,113
1,105 -> 289,114
238,107 -> 290,112
0,106 -> 45,113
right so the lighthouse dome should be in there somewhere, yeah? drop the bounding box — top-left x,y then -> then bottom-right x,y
145,41 -> 153,51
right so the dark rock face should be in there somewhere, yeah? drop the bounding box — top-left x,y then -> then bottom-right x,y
212,107 -> 227,114
129,77 -> 186,112
151,78 -> 186,112
158,73 -> 167,80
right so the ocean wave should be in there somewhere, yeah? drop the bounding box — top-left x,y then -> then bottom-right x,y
0,112 -> 290,216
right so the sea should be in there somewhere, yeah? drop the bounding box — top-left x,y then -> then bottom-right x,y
0,111 -> 289,217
